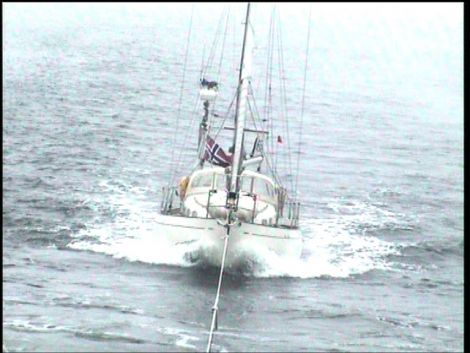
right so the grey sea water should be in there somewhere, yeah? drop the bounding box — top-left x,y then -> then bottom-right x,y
3,3 -> 463,352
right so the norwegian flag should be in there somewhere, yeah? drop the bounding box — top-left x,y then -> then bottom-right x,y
204,135 -> 232,167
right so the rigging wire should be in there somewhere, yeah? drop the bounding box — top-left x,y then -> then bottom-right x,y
294,6 -> 312,202
171,94 -> 202,183
172,7 -> 230,182
232,11 -> 237,75
169,4 -> 301,195
202,8 -> 226,79
212,92 -> 237,141
209,6 -> 232,134
204,92 -> 238,168
263,6 -> 275,167
275,9 -> 295,194
168,5 -> 194,186
173,6 -> 236,178
268,8 -> 276,178
200,44 -> 206,79
216,7 -> 231,83
246,90 -> 282,187
247,84 -> 281,184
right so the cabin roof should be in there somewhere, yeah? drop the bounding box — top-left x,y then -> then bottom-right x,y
188,166 -> 275,187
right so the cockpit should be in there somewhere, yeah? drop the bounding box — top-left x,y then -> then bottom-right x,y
186,168 -> 277,204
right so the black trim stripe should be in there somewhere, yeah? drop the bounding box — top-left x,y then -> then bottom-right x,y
154,221 -> 206,230
248,233 -> 301,240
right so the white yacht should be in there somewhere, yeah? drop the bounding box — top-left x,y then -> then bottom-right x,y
158,3 -> 302,269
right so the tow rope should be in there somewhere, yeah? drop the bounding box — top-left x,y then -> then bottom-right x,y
206,212 -> 236,352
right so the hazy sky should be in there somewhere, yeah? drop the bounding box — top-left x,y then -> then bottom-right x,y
3,2 -> 463,28
4,2 -> 462,120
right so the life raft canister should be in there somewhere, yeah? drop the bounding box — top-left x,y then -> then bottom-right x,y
179,176 -> 190,199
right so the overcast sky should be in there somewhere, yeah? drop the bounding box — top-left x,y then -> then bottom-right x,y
3,2 -> 462,28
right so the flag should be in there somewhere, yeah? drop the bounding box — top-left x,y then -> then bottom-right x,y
277,135 -> 283,143
204,136 -> 232,167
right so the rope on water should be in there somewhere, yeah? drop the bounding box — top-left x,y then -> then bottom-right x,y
206,220 -> 232,353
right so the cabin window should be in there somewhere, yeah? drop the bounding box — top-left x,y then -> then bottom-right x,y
191,174 -> 213,188
253,178 -> 275,198
216,174 -> 226,189
191,173 -> 226,189
240,176 -> 254,193
239,176 -> 275,200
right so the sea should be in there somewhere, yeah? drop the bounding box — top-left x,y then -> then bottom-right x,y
3,3 -> 463,352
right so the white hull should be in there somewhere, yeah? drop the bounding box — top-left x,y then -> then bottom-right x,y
155,213 -> 302,268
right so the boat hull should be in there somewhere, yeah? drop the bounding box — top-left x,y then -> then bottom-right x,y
155,213 -> 302,268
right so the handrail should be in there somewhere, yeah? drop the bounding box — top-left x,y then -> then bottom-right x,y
251,194 -> 257,222
161,185 -> 180,214
162,185 -> 300,227
206,189 -> 216,218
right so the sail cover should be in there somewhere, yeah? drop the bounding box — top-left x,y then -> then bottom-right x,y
204,136 -> 232,167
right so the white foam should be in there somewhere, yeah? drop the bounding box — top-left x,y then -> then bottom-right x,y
158,327 -> 200,350
249,218 -> 401,278
68,185 -> 408,278
4,319 -> 66,333
68,181 -> 202,266
248,199 -> 409,278
69,227 -> 200,267
175,333 -> 199,349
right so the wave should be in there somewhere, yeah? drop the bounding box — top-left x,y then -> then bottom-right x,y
50,295 -> 144,315
4,319 -> 146,344
398,238 -> 463,261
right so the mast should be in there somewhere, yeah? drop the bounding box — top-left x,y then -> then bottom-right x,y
227,2 -> 251,208
197,100 -> 210,166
